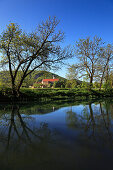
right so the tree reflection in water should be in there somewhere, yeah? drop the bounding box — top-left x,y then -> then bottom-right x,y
0,105 -> 60,169
66,102 -> 113,148
0,102 -> 113,169
0,105 -> 56,151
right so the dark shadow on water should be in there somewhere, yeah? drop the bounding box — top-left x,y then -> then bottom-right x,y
0,105 -> 59,170
0,99 -> 113,169
66,101 -> 113,147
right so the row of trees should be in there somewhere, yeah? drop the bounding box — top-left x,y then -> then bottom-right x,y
0,16 -> 113,97
67,36 -> 113,90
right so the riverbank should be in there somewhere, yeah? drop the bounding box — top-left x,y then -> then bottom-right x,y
0,87 -> 113,102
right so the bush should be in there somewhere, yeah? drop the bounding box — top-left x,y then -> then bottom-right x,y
102,81 -> 112,91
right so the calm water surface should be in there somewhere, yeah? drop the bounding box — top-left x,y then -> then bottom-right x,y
0,99 -> 113,170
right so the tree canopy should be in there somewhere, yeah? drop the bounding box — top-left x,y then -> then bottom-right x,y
0,17 -> 73,97
67,36 -> 113,89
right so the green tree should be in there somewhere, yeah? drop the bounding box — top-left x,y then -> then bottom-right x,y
0,71 -> 11,87
93,81 -> 100,89
102,80 -> 112,91
96,44 -> 113,90
66,65 -> 78,80
53,80 -> 65,88
33,82 -> 42,88
80,81 -> 90,90
0,17 -> 72,97
65,79 -> 77,88
71,36 -> 104,89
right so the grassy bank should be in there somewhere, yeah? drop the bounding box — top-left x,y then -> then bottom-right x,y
0,87 -> 113,102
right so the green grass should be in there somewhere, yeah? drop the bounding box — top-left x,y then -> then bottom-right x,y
0,87 -> 113,102
20,88 -> 113,100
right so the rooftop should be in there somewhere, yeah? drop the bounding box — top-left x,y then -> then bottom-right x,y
42,79 -> 59,82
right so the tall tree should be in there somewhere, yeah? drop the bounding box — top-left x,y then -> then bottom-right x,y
0,17 -> 73,97
96,44 -> 113,89
71,36 -> 104,88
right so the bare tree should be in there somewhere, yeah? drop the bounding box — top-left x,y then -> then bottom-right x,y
70,36 -> 104,88
0,17 -> 73,97
96,44 -> 113,90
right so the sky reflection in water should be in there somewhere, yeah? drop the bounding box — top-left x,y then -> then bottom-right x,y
0,100 -> 113,170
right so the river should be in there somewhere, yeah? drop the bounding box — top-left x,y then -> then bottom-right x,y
0,99 -> 113,170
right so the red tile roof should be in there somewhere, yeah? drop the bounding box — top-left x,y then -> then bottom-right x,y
42,79 -> 59,82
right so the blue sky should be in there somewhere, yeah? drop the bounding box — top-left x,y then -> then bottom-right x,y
0,0 -> 113,77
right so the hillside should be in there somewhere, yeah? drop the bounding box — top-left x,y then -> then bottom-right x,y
0,70 -> 82,87
34,71 -> 66,81
0,70 -> 66,87
33,71 -> 82,84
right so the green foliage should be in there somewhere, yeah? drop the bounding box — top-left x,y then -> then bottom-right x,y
0,71 -> 12,87
53,80 -> 65,88
80,81 -> 90,90
69,36 -> 104,87
66,65 -> 78,80
93,82 -> 100,89
0,70 -> 66,88
65,80 -> 77,88
33,82 -> 42,88
0,86 -> 113,102
71,80 -> 77,88
103,81 -> 112,91
0,17 -> 72,96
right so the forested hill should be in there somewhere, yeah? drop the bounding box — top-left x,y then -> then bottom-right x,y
33,71 -> 66,81
0,70 -> 66,87
0,70 -> 82,87
32,70 -> 82,84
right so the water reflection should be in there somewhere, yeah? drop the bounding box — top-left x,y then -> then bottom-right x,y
0,105 -> 56,150
0,105 -> 60,170
66,102 -> 113,148
0,100 -> 113,169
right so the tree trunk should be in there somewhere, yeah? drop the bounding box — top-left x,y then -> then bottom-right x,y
12,86 -> 18,98
89,76 -> 93,90
12,82 -> 20,98
100,76 -> 104,90
100,67 -> 109,90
